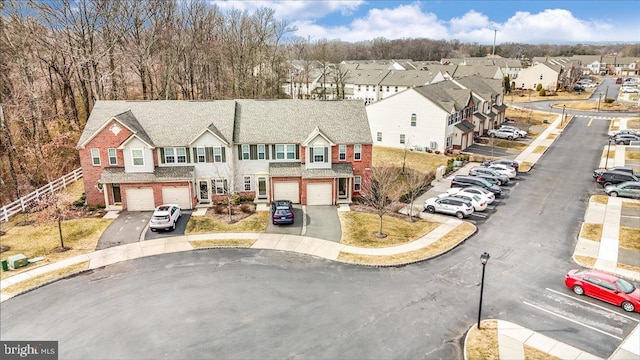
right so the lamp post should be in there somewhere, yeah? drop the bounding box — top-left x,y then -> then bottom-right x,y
597,93 -> 602,112
477,252 -> 490,329
561,105 -> 566,127
605,139 -> 613,169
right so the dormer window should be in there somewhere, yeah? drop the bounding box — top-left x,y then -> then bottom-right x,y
310,146 -> 327,163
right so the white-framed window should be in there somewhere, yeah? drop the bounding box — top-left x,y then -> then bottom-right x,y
376,132 -> 382,142
275,144 -> 285,159
91,148 -> 101,166
242,144 -> 250,160
286,144 -> 296,159
107,148 -> 117,165
243,176 -> 251,191
176,147 -> 187,163
258,144 -> 266,160
164,148 -> 175,163
354,144 -> 362,161
339,144 -> 346,160
214,147 -> 222,162
275,144 -> 297,160
313,146 -> 324,162
354,175 -> 361,191
197,147 -> 206,163
214,179 -> 226,195
411,114 -> 416,126
131,148 -> 144,166
400,134 -> 406,144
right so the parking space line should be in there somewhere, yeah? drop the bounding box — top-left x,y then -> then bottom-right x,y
301,205 -> 308,236
545,288 -> 640,322
587,118 -> 594,127
523,301 -> 623,340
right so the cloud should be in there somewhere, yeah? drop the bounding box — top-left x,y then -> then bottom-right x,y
210,0 -> 364,20
295,3 -> 449,42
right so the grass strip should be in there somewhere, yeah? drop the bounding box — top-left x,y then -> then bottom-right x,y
185,212 -> 268,234
581,223 -> 602,241
465,319 -> 499,360
189,239 -> 256,248
2,261 -> 89,296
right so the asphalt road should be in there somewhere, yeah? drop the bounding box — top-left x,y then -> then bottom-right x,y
1,112 -> 639,359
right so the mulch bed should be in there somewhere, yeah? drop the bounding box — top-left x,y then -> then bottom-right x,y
204,203 -> 257,223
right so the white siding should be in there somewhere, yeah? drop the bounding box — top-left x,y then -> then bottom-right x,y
190,131 -> 232,179
366,89 -> 450,153
123,138 -> 154,173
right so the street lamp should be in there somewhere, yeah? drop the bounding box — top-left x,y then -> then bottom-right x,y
477,252 -> 490,329
605,139 -> 613,169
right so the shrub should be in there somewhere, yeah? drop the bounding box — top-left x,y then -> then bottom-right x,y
536,83 -> 542,91
96,203 -> 106,209
214,205 -> 226,214
73,193 -> 86,207
240,203 -> 254,214
539,89 -> 546,96
434,150 -> 441,154
604,98 -> 614,104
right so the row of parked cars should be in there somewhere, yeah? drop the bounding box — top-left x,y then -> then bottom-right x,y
593,166 -> 640,198
423,159 -> 519,219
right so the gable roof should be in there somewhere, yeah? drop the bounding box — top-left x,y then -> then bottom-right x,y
412,81 -> 472,113
234,99 -> 372,144
379,70 -> 437,86
77,100 -> 237,148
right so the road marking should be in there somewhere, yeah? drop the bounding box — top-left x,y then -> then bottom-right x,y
545,288 -> 640,322
301,206 -> 307,236
471,213 -> 487,218
523,301 -> 623,340
587,118 -> 594,127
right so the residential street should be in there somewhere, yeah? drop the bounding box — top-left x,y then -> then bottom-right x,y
1,114 -> 638,359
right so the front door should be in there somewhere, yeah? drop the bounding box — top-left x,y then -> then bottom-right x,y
338,178 -> 348,199
257,176 -> 268,200
112,184 -> 122,203
198,180 -> 210,202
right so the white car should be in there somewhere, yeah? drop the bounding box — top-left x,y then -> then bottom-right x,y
487,163 -> 517,178
446,187 -> 495,205
149,204 -> 182,231
438,192 -> 487,212
423,196 -> 474,219
487,128 -> 518,140
499,125 -> 527,138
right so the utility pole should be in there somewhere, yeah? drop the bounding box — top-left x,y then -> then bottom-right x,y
492,30 -> 497,56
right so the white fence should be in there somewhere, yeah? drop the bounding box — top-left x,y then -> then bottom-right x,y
1,168 -> 83,222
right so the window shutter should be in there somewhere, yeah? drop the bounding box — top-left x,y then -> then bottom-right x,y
238,145 -> 242,160
324,147 -> 328,162
309,148 -> 314,163
193,148 -> 198,163
221,147 -> 226,162
206,147 -> 213,163
186,148 -> 191,163
295,144 -> 300,160
272,145 -> 276,158
250,145 -> 257,160
266,146 -> 269,160
160,148 -> 165,164
223,180 -> 228,192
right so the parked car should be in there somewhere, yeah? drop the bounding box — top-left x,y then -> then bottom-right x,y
596,170 -> 639,187
487,163 -> 517,178
616,77 -> 622,84
450,175 -> 502,196
447,186 -> 495,205
438,192 -> 487,212
612,134 -> 640,145
565,269 -> 640,312
424,196 -> 474,219
468,166 -> 509,185
487,128 -> 518,140
593,166 -> 637,179
608,129 -> 640,138
149,204 -> 181,231
604,181 -> 640,198
482,159 -> 519,172
621,87 -> 639,93
271,200 -> 294,225
573,84 -> 585,92
499,125 -> 527,138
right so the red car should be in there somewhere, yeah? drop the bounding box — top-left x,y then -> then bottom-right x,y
565,269 -> 640,312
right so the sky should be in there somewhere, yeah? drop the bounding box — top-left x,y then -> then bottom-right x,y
211,0 -> 640,44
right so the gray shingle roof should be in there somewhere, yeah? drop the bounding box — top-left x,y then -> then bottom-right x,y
379,70 -> 437,86
78,100 -> 237,148
413,81 -> 472,113
113,110 -> 154,146
455,120 -> 475,132
345,69 -> 390,85
302,163 -> 353,178
101,166 -> 194,183
234,99 -> 372,144
269,162 -> 301,177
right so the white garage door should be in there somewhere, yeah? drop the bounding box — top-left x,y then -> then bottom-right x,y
306,183 -> 333,205
126,188 -> 155,211
273,182 -> 299,203
162,186 -> 192,209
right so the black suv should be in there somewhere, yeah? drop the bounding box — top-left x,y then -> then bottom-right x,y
593,166 -> 637,179
596,170 -> 639,187
451,175 -> 502,196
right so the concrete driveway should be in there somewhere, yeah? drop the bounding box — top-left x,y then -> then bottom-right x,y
96,211 -> 152,250
266,205 -> 342,242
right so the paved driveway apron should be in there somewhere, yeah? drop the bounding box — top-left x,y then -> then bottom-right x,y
96,211 -> 151,250
303,205 -> 341,242
144,210 -> 192,240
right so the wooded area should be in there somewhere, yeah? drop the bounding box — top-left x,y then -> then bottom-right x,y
1,0 -> 637,205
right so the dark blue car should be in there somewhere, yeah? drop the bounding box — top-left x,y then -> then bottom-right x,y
271,200 -> 294,225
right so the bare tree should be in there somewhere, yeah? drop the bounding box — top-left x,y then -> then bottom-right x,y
360,167 -> 400,238
33,192 -> 74,251
401,169 -> 434,222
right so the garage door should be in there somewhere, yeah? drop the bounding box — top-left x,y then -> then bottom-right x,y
306,183 -> 333,205
126,188 -> 155,211
273,182 -> 299,203
162,186 -> 192,209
